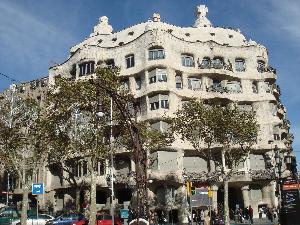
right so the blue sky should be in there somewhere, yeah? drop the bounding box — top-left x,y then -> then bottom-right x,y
0,0 -> 299,164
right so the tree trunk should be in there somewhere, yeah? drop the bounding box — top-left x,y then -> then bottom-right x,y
20,185 -> 29,225
75,187 -> 81,211
89,170 -> 97,225
223,179 -> 229,225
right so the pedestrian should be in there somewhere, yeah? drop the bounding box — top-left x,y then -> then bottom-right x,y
244,206 -> 249,220
239,207 -> 243,223
258,207 -> 263,219
267,207 -> 273,222
200,210 -> 204,225
248,205 -> 253,224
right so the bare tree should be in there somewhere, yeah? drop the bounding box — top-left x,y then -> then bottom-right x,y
0,85 -> 47,225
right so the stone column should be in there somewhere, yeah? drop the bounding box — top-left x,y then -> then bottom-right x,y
144,70 -> 149,89
241,185 -> 250,208
178,185 -> 189,224
182,72 -> 187,89
211,185 -> 218,210
269,181 -> 277,207
261,185 -> 270,204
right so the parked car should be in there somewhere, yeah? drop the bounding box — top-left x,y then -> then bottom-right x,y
96,215 -> 122,225
0,207 -> 20,225
12,214 -> 54,225
45,213 -> 86,225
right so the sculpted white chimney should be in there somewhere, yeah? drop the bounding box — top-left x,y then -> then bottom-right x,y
90,16 -> 113,37
152,13 -> 161,22
193,5 -> 212,28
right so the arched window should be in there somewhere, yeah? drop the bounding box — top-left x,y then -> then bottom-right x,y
200,57 -> 211,69
181,54 -> 194,67
148,46 -> 165,60
235,58 -> 246,72
257,60 -> 265,73
211,57 -> 224,69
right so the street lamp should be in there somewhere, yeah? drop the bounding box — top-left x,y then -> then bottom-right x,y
274,144 -> 284,223
96,97 -> 114,225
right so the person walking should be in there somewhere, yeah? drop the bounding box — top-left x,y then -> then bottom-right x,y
248,205 -> 253,224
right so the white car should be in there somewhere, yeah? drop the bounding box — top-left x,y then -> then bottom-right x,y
11,214 -> 54,225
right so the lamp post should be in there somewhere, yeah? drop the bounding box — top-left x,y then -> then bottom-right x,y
6,172 -> 9,206
274,145 -> 282,210
96,97 -> 114,225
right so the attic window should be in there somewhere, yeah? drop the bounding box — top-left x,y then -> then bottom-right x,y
185,33 -> 190,37
128,31 -> 134,36
112,37 -> 117,42
229,34 -> 233,38
119,42 -> 124,46
210,33 -> 215,36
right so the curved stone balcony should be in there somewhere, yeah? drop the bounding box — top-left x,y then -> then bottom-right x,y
106,171 -> 136,189
249,169 -> 275,180
149,170 -> 182,183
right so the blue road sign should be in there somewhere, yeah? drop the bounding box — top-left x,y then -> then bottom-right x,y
32,183 -> 44,195
120,209 -> 129,219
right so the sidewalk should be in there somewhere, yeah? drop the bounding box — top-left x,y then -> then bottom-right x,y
230,218 -> 279,225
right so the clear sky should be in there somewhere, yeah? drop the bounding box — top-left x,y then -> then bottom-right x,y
0,0 -> 299,164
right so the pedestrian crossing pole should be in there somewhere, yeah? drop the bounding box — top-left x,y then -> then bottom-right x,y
208,187 -> 213,224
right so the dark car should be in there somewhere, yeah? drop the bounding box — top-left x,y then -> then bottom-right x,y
46,213 -> 87,225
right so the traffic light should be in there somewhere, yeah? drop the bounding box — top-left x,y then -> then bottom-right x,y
208,187 -> 213,198
186,181 -> 193,196
191,186 -> 196,195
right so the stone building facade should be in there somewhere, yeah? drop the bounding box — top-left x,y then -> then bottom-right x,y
2,5 -> 294,223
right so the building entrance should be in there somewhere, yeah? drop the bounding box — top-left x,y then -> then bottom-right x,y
217,186 -> 243,211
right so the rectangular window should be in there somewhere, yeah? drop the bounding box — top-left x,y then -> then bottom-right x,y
149,49 -> 165,60
79,61 -> 95,76
226,81 -> 242,93
175,75 -> 182,89
150,102 -> 159,110
149,76 -> 156,84
188,78 -> 201,90
95,160 -> 106,176
149,94 -> 169,110
161,100 -> 169,109
135,77 -> 141,90
181,55 -> 194,67
149,69 -> 167,84
125,54 -> 135,68
252,82 -> 258,93
235,58 -> 245,72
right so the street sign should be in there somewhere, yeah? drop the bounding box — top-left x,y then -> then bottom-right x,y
120,209 -> 129,219
190,187 -> 209,207
32,183 -> 44,195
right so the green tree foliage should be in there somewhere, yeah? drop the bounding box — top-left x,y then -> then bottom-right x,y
43,77 -> 111,220
170,99 -> 258,225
